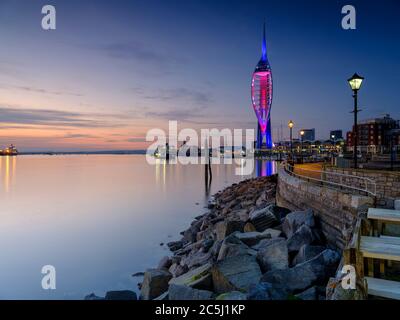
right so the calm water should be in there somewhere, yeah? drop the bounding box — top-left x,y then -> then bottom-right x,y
0,155 -> 276,299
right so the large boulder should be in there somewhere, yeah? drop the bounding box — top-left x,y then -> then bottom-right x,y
169,263 -> 188,278
217,234 -> 254,261
287,224 -> 314,253
169,263 -> 212,290
214,217 -> 244,241
216,291 -> 247,300
261,249 -> 340,293
212,254 -> 262,294
233,231 -> 272,247
180,250 -> 212,269
249,205 -> 280,232
84,293 -> 104,300
105,290 -> 137,300
292,245 -> 326,266
168,284 -> 214,300
282,209 -> 315,238
140,269 -> 172,300
256,238 -> 288,272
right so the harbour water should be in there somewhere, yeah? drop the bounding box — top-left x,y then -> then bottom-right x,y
0,155 -> 276,299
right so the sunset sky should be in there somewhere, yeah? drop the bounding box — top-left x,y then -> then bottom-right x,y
0,0 -> 398,151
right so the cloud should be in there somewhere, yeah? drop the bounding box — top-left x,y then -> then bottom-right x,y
0,107 -> 127,128
0,84 -> 83,97
63,133 -> 98,139
126,137 -> 146,143
132,87 -> 212,106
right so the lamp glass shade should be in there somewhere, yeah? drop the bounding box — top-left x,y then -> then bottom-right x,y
288,121 -> 294,129
348,73 -> 364,91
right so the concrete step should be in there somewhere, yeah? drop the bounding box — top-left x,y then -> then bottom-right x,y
360,236 -> 400,261
366,277 -> 400,300
368,208 -> 400,224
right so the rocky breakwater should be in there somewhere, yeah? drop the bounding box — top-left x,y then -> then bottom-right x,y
140,175 -> 341,300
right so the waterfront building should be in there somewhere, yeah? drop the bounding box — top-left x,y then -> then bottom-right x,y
346,114 -> 399,154
251,23 -> 273,150
330,130 -> 343,141
299,128 -> 315,142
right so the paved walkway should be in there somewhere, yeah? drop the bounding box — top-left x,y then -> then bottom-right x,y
293,162 -> 324,180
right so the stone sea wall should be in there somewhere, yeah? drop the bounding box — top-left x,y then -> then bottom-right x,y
276,166 -> 374,250
324,166 -> 400,208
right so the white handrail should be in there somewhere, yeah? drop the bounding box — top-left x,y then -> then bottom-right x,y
283,162 -> 377,197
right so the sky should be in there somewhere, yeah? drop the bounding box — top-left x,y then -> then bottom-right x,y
0,0 -> 398,151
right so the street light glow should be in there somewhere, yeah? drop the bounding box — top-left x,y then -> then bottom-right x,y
348,73 -> 364,91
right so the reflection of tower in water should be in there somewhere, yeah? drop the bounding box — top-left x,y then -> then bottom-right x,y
255,160 -> 275,177
1,156 -> 16,193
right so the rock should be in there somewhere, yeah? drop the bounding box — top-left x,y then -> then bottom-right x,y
261,228 -> 282,238
84,293 -> 104,300
256,238 -> 288,272
181,250 -> 212,269
169,284 -> 214,300
201,239 -> 214,252
261,249 -> 340,293
216,291 -> 247,300
232,209 -> 250,222
158,256 -> 172,270
169,263 -> 188,278
140,269 -> 172,300
167,241 -> 184,252
244,222 -> 256,232
287,224 -> 314,253
233,231 -> 272,247
214,217 -> 244,241
282,209 -> 315,238
105,290 -> 137,300
295,286 -> 318,300
326,275 -> 368,300
212,254 -> 262,294
217,234 -> 253,261
132,272 -> 145,277
169,263 -> 212,290
293,245 -> 326,265
249,205 -> 280,232
154,291 -> 169,300
210,240 -> 223,260
247,282 -> 288,300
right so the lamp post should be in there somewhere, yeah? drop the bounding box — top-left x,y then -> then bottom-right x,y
288,120 -> 294,161
348,73 -> 364,169
300,130 -> 305,163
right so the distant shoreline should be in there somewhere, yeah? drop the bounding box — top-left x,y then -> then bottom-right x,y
17,150 -> 147,156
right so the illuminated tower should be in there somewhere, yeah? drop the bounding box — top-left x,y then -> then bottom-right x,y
251,23 -> 273,149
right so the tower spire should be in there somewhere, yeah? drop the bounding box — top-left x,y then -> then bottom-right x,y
261,21 -> 267,61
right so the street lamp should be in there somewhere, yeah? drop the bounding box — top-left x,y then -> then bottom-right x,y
300,130 -> 305,163
348,73 -> 364,169
288,120 -> 294,160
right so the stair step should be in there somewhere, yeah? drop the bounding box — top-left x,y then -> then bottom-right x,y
360,236 -> 400,261
366,277 -> 400,300
368,208 -> 400,223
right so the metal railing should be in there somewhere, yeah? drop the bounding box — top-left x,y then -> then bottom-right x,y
283,162 -> 377,197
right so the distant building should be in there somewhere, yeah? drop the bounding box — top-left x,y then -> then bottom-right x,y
300,129 -> 315,142
346,114 -> 399,154
330,130 -> 343,141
